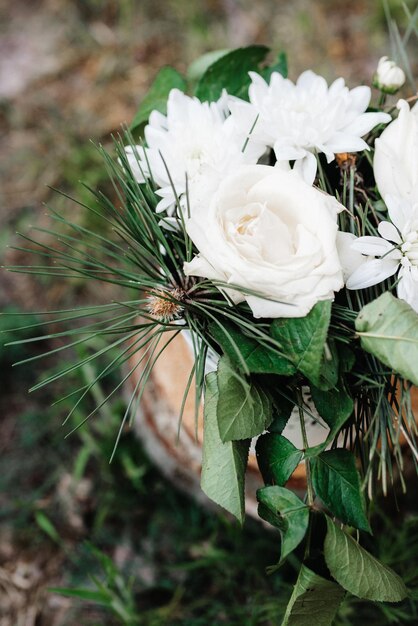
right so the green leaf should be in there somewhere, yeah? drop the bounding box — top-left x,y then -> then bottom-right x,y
257,486 -> 309,562
324,517 -> 408,602
355,292 -> 418,386
187,49 -> 231,82
35,511 -> 62,545
311,449 -> 370,532
48,587 -> 111,604
267,384 -> 295,434
256,434 -> 303,486
260,50 -> 288,82
130,66 -> 187,133
217,357 -> 272,442
271,301 -> 332,387
201,372 -> 250,524
305,373 -> 353,458
209,320 -> 296,376
310,382 -> 353,428
282,564 -> 345,626
339,344 -> 356,373
317,340 -> 339,390
195,45 -> 270,101
304,408 -> 352,458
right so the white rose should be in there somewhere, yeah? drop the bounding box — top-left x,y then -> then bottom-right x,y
374,56 -> 406,94
183,165 -> 344,318
374,99 -> 418,204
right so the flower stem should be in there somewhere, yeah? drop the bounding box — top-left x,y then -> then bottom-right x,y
296,388 -> 314,507
348,164 -> 356,233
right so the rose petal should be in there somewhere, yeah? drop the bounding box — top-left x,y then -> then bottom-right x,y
184,255 -> 223,281
246,295 -> 309,319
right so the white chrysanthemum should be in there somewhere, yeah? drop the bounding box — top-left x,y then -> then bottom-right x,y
373,100 -> 418,205
346,195 -> 418,312
125,89 -> 263,218
228,70 -> 391,184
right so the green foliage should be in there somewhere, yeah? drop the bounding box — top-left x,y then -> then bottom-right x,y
35,510 -> 63,545
256,434 -> 303,486
307,370 -> 354,456
5,329 -> 417,624
187,49 -> 231,82
271,301 -> 332,388
356,292 -> 418,386
317,342 -> 340,390
304,411 -> 353,459
130,66 -> 187,133
260,51 -> 288,82
8,134 -> 211,446
0,308 -> 41,365
257,486 -> 309,563
201,372 -> 250,524
216,356 -> 272,442
2,330 -> 296,624
281,564 -> 345,626
195,45 -> 270,101
267,385 -> 296,434
50,543 -> 139,625
310,381 -> 353,428
324,518 -> 408,602
209,320 -> 296,375
311,449 -> 370,532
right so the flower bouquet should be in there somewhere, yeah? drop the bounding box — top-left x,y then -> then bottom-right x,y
11,42 -> 418,623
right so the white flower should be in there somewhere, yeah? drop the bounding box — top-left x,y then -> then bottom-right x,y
346,195 -> 418,312
228,70 -> 391,184
336,231 -> 366,282
183,164 -> 344,318
374,99 -> 418,205
374,56 -> 406,94
125,89 -> 263,217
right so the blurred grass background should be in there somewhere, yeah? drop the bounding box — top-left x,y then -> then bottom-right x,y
1,0 -> 418,624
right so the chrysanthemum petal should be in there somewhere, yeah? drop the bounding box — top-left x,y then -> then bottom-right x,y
385,194 -> 413,232
350,236 -> 395,257
325,133 -> 369,153
378,221 -> 402,243
346,258 -> 399,289
273,142 -> 306,161
347,85 -> 371,114
293,151 -> 317,185
229,69 -> 392,170
336,232 -> 365,281
342,112 -> 391,137
397,266 -> 418,312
